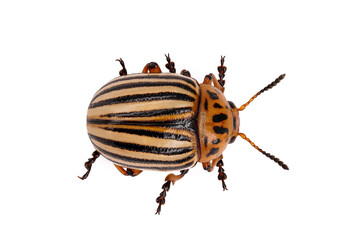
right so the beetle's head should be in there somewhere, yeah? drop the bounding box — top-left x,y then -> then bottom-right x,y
227,101 -> 240,144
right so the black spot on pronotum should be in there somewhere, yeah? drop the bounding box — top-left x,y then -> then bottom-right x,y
212,139 -> 220,144
213,126 -> 229,134
233,117 -> 236,129
207,90 -> 219,100
206,147 -> 219,157
204,99 -> 208,110
213,103 -> 223,109
204,137 -> 208,147
229,136 -> 236,144
213,113 -> 228,123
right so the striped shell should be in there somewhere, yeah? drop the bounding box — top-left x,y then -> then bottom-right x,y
87,73 -> 200,171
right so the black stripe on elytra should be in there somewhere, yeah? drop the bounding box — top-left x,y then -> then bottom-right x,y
204,99 -> 208,110
99,74 -> 197,91
213,126 -> 229,134
89,134 -> 193,155
206,147 -> 219,157
207,90 -> 219,99
87,118 -> 196,131
204,137 -> 208,147
93,144 -> 195,167
212,139 -> 221,144
212,113 -> 228,123
89,92 -> 195,109
92,81 -> 197,102
101,107 -> 192,118
213,103 -> 223,109
103,127 -> 192,142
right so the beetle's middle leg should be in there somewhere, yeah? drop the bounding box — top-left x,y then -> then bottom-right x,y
164,53 -> 176,73
114,164 -> 142,177
115,58 -> 127,76
155,169 -> 189,215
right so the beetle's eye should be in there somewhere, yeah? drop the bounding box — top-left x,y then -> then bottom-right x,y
228,101 -> 236,109
229,136 -> 236,144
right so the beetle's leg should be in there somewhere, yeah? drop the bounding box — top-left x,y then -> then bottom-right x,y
164,53 -> 176,73
114,164 -> 142,177
180,69 -> 191,77
217,56 -> 226,87
202,154 -> 223,172
155,169 -> 189,215
142,62 -> 162,73
201,155 -> 227,190
216,159 -> 228,191
78,150 -> 100,180
202,162 -> 211,171
202,74 -> 225,93
115,58 -> 127,76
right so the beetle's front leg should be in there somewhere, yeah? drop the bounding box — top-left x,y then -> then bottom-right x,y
217,56 -> 226,87
201,155 -> 228,191
202,74 -> 225,93
155,169 -> 189,215
216,159 -> 228,191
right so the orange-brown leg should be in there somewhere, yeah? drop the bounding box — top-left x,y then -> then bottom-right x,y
155,169 -> 189,215
78,150 -> 100,180
142,62 -> 162,73
164,53 -> 176,73
180,69 -> 191,77
114,164 -> 142,177
202,154 -> 223,172
202,73 -> 225,93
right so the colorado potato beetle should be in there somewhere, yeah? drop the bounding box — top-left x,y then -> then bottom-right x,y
79,54 -> 288,214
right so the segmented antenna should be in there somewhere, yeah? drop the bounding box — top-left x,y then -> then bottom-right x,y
238,133 -> 288,170
238,74 -> 285,111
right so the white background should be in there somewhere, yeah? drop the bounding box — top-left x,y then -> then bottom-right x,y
1,0 -> 359,239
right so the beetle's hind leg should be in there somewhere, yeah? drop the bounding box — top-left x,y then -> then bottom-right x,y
114,164 -> 142,177
78,150 -> 100,180
164,53 -> 176,73
155,169 -> 189,215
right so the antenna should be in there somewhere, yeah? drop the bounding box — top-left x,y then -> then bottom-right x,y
239,133 -> 289,170
238,74 -> 285,111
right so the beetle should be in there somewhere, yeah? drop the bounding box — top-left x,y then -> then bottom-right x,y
79,54 -> 288,214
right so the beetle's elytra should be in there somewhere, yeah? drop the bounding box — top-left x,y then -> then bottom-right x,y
79,54 -> 288,214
